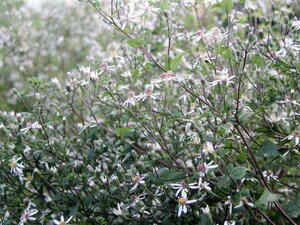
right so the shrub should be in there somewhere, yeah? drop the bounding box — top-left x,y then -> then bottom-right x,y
0,0 -> 300,224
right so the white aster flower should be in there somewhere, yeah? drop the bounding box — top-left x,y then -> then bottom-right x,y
113,202 -> 125,216
197,161 -> 218,177
224,196 -> 233,215
234,197 -> 255,209
130,173 -> 147,192
177,192 -> 197,217
123,91 -> 136,107
210,69 -> 235,88
18,202 -> 38,225
201,205 -> 210,214
9,157 -> 25,175
286,130 -> 300,145
262,170 -> 278,181
20,121 -> 42,134
136,85 -> 160,101
119,4 -> 143,30
53,215 -> 73,225
202,142 -> 214,155
170,181 -> 189,197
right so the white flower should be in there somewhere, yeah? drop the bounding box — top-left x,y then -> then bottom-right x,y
128,193 -> 146,207
170,181 -> 189,197
191,30 -> 205,44
204,0 -> 219,8
224,221 -> 236,225
20,121 -> 42,134
197,161 -> 218,177
190,179 -> 211,192
234,197 -> 255,209
137,1 -> 160,14
291,19 -> 300,32
18,202 -> 38,225
202,142 -> 214,155
287,130 -> 300,145
177,192 -> 197,217
210,69 -> 235,88
53,215 -> 73,225
136,85 -> 160,101
113,202 -> 125,216
51,77 -> 61,88
224,196 -> 233,215
262,170 -> 278,181
123,91 -> 136,107
130,173 -> 147,192
9,157 -> 25,175
119,4 -> 143,30
151,71 -> 177,84
201,205 -> 210,214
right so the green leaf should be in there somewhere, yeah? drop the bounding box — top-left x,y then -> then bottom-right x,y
70,202 -> 79,216
158,168 -> 186,182
256,189 -> 280,206
221,0 -> 234,11
115,127 -> 133,137
127,38 -> 145,48
257,140 -> 279,157
283,198 -> 300,218
226,164 -> 247,181
170,53 -> 184,71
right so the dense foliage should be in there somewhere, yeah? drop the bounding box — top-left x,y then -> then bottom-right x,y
0,0 -> 300,224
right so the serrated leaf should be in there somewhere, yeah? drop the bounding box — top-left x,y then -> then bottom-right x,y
170,53 -> 184,71
127,38 -> 145,48
256,189 -> 280,206
115,127 -> 133,137
257,140 -> 278,157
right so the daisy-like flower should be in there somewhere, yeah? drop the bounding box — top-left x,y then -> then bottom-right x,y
170,181 -> 189,197
191,29 -> 205,44
136,85 -> 160,101
137,1 -> 160,14
202,142 -> 214,155
291,18 -> 300,32
287,130 -> 300,145
262,170 -> 278,181
276,38 -> 300,58
128,193 -> 146,207
209,69 -> 235,88
177,192 -> 197,217
197,161 -> 218,178
9,157 -> 25,175
53,215 -> 73,225
224,196 -> 233,215
130,173 -> 147,192
152,71 -> 177,84
123,91 -> 136,107
201,205 -> 210,214
234,197 -> 255,209
20,121 -> 42,134
119,4 -> 143,30
18,202 -> 38,225
112,202 -> 125,216
190,179 -> 211,192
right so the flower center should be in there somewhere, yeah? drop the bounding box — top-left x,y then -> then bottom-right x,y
177,197 -> 187,205
9,160 -> 17,168
131,175 -> 141,183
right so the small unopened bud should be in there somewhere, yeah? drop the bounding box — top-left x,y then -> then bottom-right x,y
163,11 -> 169,18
